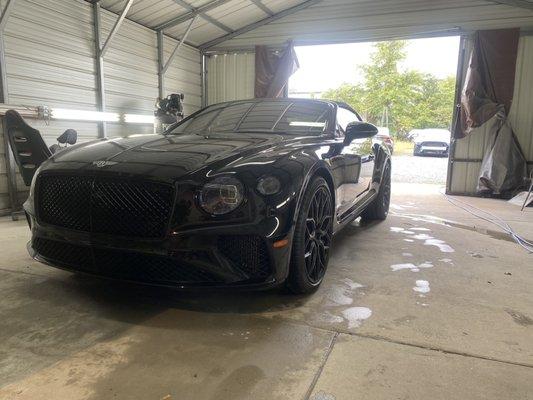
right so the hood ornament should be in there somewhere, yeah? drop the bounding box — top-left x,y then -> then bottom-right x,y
92,160 -> 118,168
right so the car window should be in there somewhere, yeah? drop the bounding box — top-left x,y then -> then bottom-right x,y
336,107 -> 361,132
169,100 -> 331,136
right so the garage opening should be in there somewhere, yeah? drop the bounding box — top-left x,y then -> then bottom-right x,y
289,37 -> 460,188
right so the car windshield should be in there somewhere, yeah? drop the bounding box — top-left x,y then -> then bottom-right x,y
168,100 -> 331,136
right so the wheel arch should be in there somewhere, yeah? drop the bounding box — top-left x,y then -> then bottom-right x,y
372,144 -> 392,184
293,162 -> 336,225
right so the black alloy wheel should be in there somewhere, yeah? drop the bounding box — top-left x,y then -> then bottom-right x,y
288,177 -> 333,294
304,185 -> 333,284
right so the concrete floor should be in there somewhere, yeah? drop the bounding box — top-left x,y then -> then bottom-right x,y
1,184 -> 532,400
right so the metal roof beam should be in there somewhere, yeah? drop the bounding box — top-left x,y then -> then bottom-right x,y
100,0 -> 134,57
491,0 -> 533,11
161,15 -> 198,75
249,0 -> 274,16
200,0 -> 322,50
200,13 -> 232,33
156,0 -> 233,31
171,0 -> 232,32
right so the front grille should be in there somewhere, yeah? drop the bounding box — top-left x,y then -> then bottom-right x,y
217,235 -> 271,279
420,141 -> 448,147
34,237 -> 222,285
37,175 -> 92,232
37,175 -> 174,238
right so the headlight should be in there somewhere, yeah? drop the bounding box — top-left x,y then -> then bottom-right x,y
257,176 -> 281,196
199,176 -> 244,215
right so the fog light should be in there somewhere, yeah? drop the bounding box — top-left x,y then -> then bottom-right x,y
257,176 -> 281,195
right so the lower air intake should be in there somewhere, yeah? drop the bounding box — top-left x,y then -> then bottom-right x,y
217,235 -> 271,279
33,238 -> 222,285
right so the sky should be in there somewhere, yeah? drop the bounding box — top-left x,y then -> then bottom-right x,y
289,36 -> 461,95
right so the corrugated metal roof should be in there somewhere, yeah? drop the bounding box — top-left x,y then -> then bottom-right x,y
212,0 -> 533,50
98,0 -> 533,50
99,0 -> 301,46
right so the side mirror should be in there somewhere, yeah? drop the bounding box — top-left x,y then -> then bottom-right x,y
344,122 -> 378,145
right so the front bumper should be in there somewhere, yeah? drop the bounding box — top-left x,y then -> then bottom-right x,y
415,144 -> 449,156
25,212 -> 293,290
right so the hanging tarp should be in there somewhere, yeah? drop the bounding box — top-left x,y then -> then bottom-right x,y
454,29 -> 520,139
477,110 -> 528,195
255,41 -> 299,98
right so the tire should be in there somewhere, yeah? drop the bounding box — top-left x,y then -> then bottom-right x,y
361,162 -> 391,221
288,176 -> 333,294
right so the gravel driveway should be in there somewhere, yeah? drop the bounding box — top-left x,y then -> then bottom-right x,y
391,154 -> 448,185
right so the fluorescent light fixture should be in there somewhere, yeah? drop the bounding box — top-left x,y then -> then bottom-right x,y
289,121 -> 326,128
124,114 -> 155,124
51,108 -> 119,122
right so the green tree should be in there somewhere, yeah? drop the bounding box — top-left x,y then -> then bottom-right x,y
322,41 -> 456,139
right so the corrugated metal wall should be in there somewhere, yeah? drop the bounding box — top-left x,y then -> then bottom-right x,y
162,35 -> 202,113
449,35 -> 533,194
0,0 -> 201,211
206,52 -> 255,104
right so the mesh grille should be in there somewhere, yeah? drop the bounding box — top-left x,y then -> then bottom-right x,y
37,175 -> 92,231
33,238 -> 222,284
420,141 -> 448,147
217,235 -> 270,279
94,248 -> 221,284
33,237 -> 94,272
37,175 -> 174,238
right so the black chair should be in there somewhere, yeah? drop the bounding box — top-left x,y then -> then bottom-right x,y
5,110 -> 51,186
49,128 -> 77,154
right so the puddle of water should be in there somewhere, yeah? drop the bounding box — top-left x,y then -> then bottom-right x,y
341,278 -> 364,290
413,233 -> 434,240
425,238 -> 455,253
342,307 -> 372,329
390,227 -> 415,235
402,252 -> 413,257
412,227 -> 431,231
391,263 -> 418,272
413,280 -> 430,293
390,204 -> 405,211
327,284 -> 354,306
318,311 -> 345,324
404,239 -> 414,242
391,262 -> 433,272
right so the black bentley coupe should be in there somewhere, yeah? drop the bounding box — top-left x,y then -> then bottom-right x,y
24,99 -> 391,294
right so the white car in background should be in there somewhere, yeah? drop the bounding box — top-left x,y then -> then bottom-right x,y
410,128 -> 451,157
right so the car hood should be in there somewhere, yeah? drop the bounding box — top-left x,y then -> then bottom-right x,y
45,132 -> 311,179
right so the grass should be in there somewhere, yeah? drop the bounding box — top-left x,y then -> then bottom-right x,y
394,140 -> 413,156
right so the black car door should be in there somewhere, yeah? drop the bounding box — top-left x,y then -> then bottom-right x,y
335,107 -> 375,215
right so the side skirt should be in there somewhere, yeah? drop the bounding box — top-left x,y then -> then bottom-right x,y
333,189 -> 378,234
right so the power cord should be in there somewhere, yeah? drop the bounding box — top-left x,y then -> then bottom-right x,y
441,190 -> 533,253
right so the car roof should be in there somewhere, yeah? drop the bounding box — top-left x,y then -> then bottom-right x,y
210,98 -> 336,107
